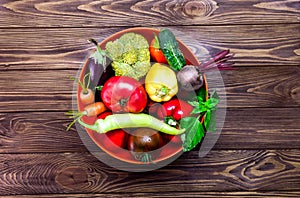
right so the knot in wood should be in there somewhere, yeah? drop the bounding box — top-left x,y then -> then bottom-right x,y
183,0 -> 217,18
11,119 -> 26,134
56,166 -> 88,190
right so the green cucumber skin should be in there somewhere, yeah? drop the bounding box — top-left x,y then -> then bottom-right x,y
162,48 -> 186,71
158,29 -> 186,71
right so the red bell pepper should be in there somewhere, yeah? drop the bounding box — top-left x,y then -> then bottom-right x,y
149,98 -> 193,145
97,111 -> 128,148
153,98 -> 194,121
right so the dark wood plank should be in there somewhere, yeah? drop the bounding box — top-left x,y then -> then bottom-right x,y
2,191 -> 300,197
0,112 -> 84,153
219,108 -> 300,149
0,24 -> 299,70
0,66 -> 299,113
220,66 -> 300,108
0,150 -> 299,195
0,108 -> 299,153
0,0 -> 299,27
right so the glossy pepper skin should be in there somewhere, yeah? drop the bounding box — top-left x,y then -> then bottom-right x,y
101,76 -> 148,113
153,98 -> 194,121
145,63 -> 178,102
149,98 -> 193,145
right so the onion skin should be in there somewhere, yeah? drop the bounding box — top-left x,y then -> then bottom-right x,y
176,65 -> 203,91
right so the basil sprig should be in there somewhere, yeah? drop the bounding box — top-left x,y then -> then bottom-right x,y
180,89 -> 219,152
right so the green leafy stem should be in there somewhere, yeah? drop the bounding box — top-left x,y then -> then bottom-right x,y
180,89 -> 219,152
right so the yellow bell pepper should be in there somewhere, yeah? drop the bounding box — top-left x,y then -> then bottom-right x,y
145,63 -> 178,102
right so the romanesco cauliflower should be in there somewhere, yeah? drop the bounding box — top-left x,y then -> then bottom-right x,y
105,32 -> 151,80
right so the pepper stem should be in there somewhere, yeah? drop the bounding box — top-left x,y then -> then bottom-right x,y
77,117 -> 100,132
156,86 -> 169,97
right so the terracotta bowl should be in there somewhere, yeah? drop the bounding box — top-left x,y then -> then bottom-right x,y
77,27 -> 208,164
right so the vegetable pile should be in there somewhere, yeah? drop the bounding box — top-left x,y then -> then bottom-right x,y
67,29 -> 234,163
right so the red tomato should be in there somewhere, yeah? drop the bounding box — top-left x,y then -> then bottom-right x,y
101,76 -> 148,113
149,38 -> 167,64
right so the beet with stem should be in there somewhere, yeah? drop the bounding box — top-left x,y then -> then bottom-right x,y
177,50 -> 234,91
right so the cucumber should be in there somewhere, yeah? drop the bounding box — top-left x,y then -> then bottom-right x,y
158,29 -> 186,71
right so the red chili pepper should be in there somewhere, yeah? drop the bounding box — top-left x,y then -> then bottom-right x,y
97,111 -> 128,148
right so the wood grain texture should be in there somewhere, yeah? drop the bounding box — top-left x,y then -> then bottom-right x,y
2,191 -> 300,197
1,0 -> 299,196
0,66 -> 299,113
0,112 -> 84,153
0,108 -> 299,153
0,150 -> 299,195
0,24 -> 299,70
0,0 -> 299,27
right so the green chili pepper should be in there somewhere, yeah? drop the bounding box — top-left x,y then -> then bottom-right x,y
78,113 -> 185,135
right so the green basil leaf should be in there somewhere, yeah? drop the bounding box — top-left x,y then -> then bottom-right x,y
188,100 -> 200,107
196,87 -> 207,102
204,110 -> 211,130
211,90 -> 219,100
205,98 -> 219,109
180,117 -> 205,152
191,107 -> 201,114
189,99 -> 207,114
209,109 -> 217,132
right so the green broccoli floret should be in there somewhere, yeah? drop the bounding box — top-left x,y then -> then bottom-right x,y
105,32 -> 151,80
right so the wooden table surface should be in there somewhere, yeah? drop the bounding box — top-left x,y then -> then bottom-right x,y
1,0 -> 300,197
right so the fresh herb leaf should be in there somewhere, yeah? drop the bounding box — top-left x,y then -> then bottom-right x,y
190,89 -> 219,132
204,110 -> 211,130
211,90 -> 219,100
196,87 -> 207,101
208,109 -> 217,132
204,110 -> 217,132
188,100 -> 200,107
180,117 -> 205,152
205,98 -> 219,110
190,103 -> 207,115
182,89 -> 219,151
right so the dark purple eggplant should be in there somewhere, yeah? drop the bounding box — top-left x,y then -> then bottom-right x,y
86,39 -> 112,87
